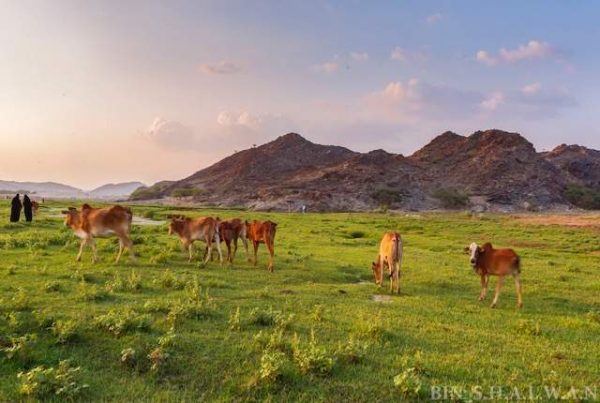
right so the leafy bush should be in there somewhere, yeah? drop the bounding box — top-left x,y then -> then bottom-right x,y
291,329 -> 335,376
248,307 -> 293,329
17,360 -> 88,399
336,337 -> 370,364
1,334 -> 37,363
51,319 -> 79,344
371,188 -> 404,208
517,319 -> 542,336
432,188 -> 469,209
393,368 -> 425,399
258,350 -> 288,384
126,270 -> 143,292
153,269 -> 185,290
564,184 -> 600,210
94,308 -> 152,336
8,288 -> 32,311
228,307 -> 241,331
170,187 -> 204,199
78,283 -> 110,302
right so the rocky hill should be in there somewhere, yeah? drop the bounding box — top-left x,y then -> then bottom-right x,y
132,130 -> 600,211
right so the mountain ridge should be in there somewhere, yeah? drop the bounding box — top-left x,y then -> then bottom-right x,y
131,129 -> 599,211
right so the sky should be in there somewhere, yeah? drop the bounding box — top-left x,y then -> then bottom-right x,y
1,0 -> 599,189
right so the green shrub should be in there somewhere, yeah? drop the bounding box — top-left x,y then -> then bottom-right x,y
1,334 -> 37,363
371,188 -> 404,208
170,187 -> 204,198
228,307 -> 241,331
564,184 -> 600,210
17,360 -> 88,399
78,283 -> 110,302
94,308 -> 152,336
432,188 -> 469,209
393,368 -> 425,399
258,350 -> 288,384
126,270 -> 143,292
336,337 -> 370,364
51,319 -> 79,344
153,269 -> 185,290
291,329 -> 335,376
44,281 -> 61,293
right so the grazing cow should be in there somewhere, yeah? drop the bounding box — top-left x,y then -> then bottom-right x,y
62,204 -> 134,263
371,231 -> 403,294
168,216 -> 222,264
31,200 -> 40,215
465,242 -> 523,308
215,218 -> 249,264
246,220 -> 277,272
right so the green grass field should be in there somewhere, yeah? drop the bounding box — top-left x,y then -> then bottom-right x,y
0,202 -> 599,401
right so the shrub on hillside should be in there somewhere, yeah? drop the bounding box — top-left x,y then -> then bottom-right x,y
371,188 -> 404,208
432,188 -> 469,209
17,360 -> 88,399
564,184 -> 600,210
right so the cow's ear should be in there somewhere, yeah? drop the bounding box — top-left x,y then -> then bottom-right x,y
61,210 -> 70,215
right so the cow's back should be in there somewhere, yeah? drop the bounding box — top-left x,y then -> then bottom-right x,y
83,206 -> 131,235
483,246 -> 520,275
379,231 -> 401,263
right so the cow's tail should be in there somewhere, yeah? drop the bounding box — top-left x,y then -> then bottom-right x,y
125,207 -> 133,224
392,233 -> 401,262
514,255 -> 521,274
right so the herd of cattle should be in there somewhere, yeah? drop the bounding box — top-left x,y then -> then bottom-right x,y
60,204 -> 523,308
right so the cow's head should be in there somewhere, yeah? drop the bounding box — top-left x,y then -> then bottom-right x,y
61,207 -> 80,228
465,242 -> 482,268
371,257 -> 383,286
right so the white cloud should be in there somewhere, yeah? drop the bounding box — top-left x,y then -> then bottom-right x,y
312,62 -> 339,73
146,117 -> 195,150
480,92 -> 504,111
476,40 -> 553,66
521,82 -> 541,95
200,61 -> 241,74
476,50 -> 497,66
217,111 -> 261,130
350,52 -> 369,61
425,13 -> 443,24
390,47 -> 407,61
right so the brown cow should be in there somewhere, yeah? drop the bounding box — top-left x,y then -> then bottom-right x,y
61,204 -> 134,263
215,218 -> 249,264
466,242 -> 523,308
246,220 -> 277,272
168,216 -> 222,264
31,200 -> 40,215
371,231 -> 403,294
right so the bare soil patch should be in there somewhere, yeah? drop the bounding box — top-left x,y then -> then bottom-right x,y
513,214 -> 600,228
371,294 -> 393,303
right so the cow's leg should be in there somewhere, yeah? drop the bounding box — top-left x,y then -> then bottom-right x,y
231,237 -> 238,261
76,239 -> 86,262
491,276 -> 505,308
124,235 -> 135,260
115,238 -> 124,263
393,260 -> 401,294
478,275 -> 489,301
214,232 -> 223,265
252,241 -> 259,266
514,273 -> 523,309
226,240 -> 233,263
89,238 -> 98,263
188,242 -> 194,263
203,239 -> 213,264
243,237 -> 250,262
266,241 -> 274,272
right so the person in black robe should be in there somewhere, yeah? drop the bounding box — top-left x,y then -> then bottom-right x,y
10,194 -> 22,222
23,194 -> 33,222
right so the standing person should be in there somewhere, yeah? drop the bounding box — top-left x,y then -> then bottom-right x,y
10,194 -> 22,222
23,194 -> 33,222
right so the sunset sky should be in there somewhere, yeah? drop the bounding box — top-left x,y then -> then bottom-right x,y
1,1 -> 599,189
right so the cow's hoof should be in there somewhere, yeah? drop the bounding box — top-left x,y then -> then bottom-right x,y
517,303 -> 523,309
490,303 -> 497,309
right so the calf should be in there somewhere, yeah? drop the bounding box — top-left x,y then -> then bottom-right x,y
371,231 -> 403,294
216,218 -> 249,264
246,220 -> 277,272
466,242 -> 523,308
62,204 -> 134,263
168,216 -> 222,264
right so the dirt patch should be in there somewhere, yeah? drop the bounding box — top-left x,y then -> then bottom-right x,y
590,251 -> 600,257
513,214 -> 600,228
371,294 -> 393,303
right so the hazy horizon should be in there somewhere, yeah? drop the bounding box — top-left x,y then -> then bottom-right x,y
2,1 -> 599,189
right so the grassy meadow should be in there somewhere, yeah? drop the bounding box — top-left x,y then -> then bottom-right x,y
0,201 -> 599,401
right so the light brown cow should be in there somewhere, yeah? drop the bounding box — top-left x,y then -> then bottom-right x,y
216,218 -> 249,264
168,216 -> 222,264
466,242 -> 523,308
371,231 -> 403,294
61,204 -> 134,263
31,200 -> 40,215
246,220 -> 277,272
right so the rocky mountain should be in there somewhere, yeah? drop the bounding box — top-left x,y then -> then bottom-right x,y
0,181 -> 85,198
0,180 -> 145,200
89,182 -> 145,199
133,130 -> 600,211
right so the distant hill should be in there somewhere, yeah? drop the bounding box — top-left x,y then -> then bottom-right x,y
0,180 -> 145,200
89,182 -> 145,199
133,130 -> 600,211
